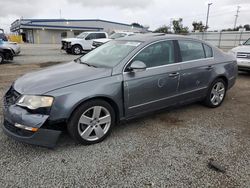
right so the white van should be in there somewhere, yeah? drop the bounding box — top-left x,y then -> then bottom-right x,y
61,31 -> 108,55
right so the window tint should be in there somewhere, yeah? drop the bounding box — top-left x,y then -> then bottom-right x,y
96,33 -> 106,39
203,44 -> 213,58
179,40 -> 205,61
133,41 -> 175,68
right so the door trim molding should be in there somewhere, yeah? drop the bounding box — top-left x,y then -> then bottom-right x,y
128,86 -> 207,109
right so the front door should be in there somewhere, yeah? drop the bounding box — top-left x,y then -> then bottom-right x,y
123,40 -> 181,117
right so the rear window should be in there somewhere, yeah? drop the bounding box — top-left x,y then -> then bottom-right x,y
203,44 -> 213,58
95,33 -> 106,39
179,40 -> 205,61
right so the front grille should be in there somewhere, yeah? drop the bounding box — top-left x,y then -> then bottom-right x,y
237,52 -> 250,59
3,86 -> 21,108
61,41 -> 70,49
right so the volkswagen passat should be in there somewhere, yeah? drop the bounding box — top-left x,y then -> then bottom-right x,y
3,34 -> 237,147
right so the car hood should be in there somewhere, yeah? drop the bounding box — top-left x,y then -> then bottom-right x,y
62,38 -> 82,42
14,61 -> 112,94
231,45 -> 250,53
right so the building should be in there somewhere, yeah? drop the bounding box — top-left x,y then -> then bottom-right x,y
10,19 -> 147,44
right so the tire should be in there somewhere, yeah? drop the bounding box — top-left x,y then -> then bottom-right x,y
71,45 -> 83,55
67,99 -> 115,145
0,53 -> 4,64
203,78 -> 227,108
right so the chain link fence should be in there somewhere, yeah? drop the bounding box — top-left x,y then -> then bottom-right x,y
189,31 -> 250,50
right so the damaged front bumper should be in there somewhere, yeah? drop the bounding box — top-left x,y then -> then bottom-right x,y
2,105 -> 61,148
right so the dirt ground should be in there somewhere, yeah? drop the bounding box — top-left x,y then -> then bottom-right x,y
0,56 -> 250,187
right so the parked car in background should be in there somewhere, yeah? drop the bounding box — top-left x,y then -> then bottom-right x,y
0,39 -> 21,55
0,45 -> 14,64
230,38 -> 250,72
3,34 -> 237,147
92,31 -> 135,49
0,29 -> 8,41
61,31 -> 108,55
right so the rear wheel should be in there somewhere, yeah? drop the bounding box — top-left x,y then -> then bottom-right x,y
0,53 -> 4,64
71,45 -> 83,55
67,100 -> 115,145
204,78 -> 227,108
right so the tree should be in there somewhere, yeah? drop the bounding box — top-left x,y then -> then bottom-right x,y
192,21 -> 206,32
154,25 -> 170,34
243,24 -> 250,31
131,23 -> 143,28
172,18 -> 189,34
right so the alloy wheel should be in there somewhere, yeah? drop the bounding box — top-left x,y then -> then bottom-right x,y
210,82 -> 225,106
74,47 -> 81,55
78,106 -> 111,141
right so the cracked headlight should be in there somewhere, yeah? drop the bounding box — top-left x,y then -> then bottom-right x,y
17,95 -> 54,110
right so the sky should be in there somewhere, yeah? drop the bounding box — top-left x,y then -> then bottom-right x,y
0,0 -> 249,33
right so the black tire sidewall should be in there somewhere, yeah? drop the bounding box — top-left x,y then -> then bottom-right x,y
204,78 -> 227,108
67,100 -> 115,145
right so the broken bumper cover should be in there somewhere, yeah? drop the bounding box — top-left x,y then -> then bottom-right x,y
2,105 -> 61,148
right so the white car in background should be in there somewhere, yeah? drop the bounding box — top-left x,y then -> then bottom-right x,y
230,38 -> 250,72
61,31 -> 108,55
92,32 -> 135,49
0,40 -> 21,55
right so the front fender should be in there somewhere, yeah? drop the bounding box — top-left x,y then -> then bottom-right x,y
46,75 -> 124,122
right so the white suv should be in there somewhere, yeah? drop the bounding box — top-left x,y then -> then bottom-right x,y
230,38 -> 250,72
92,32 -> 135,49
61,32 -> 108,55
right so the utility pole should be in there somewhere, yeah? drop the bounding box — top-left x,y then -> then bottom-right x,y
205,3 -> 213,31
234,6 -> 240,29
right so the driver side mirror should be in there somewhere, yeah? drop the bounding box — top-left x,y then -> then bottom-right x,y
127,61 -> 147,72
239,41 -> 244,46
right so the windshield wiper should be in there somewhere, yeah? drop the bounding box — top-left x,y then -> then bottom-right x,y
74,58 -> 97,68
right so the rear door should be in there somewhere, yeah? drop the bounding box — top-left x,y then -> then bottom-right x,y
123,40 -> 181,117
177,40 -> 214,102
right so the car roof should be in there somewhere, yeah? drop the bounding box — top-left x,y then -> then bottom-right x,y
117,33 -> 202,43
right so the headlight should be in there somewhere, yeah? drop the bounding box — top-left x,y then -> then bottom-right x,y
17,95 -> 54,110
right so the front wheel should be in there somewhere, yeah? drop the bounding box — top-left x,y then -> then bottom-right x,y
204,78 -> 227,108
67,100 -> 115,145
71,45 -> 83,55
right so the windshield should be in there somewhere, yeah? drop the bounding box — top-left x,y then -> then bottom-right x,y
80,40 -> 141,68
244,39 -> 250,45
76,32 -> 88,39
109,33 -> 127,39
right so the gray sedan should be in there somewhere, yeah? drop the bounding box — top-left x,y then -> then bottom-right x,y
3,34 -> 237,147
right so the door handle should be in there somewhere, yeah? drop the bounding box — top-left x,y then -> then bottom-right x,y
205,65 -> 214,70
169,72 -> 180,77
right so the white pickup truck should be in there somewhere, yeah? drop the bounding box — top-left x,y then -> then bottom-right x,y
61,31 -> 108,55
92,32 -> 135,49
230,38 -> 250,72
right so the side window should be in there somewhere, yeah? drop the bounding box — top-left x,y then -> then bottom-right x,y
96,33 -> 106,39
203,44 -> 213,58
86,33 -> 96,40
132,41 -> 175,68
179,40 -> 205,61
